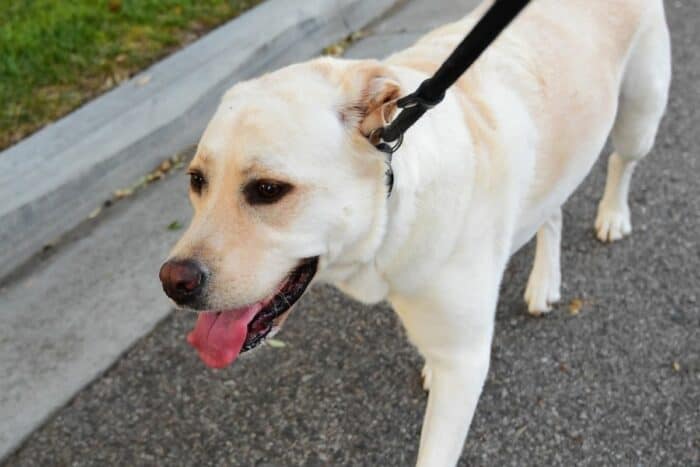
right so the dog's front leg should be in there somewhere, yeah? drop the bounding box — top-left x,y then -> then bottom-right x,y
393,272 -> 498,467
417,346 -> 491,466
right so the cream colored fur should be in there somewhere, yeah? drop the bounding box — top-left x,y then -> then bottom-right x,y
166,0 -> 671,464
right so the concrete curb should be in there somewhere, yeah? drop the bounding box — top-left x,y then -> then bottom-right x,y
0,0 -> 399,283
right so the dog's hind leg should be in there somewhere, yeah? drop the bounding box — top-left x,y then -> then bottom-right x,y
524,209 -> 562,315
596,6 -> 671,242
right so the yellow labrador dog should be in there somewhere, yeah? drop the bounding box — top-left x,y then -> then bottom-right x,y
159,0 -> 670,464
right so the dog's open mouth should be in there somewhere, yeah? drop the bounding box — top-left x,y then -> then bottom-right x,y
186,257 -> 318,368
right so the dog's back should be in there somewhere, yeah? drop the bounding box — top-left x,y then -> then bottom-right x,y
386,0 -> 669,246
388,0 -> 656,75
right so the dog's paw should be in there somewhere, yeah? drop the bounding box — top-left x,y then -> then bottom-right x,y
421,363 -> 432,392
524,271 -> 561,316
595,205 -> 631,243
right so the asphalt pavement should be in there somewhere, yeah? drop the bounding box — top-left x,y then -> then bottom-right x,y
3,0 -> 699,466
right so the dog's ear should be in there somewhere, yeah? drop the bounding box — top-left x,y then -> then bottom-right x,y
338,61 -> 402,138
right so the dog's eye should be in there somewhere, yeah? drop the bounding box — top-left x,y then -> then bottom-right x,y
244,180 -> 292,205
189,171 -> 206,194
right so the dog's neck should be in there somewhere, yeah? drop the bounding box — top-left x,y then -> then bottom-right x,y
322,65 -> 533,304
326,81 -> 484,303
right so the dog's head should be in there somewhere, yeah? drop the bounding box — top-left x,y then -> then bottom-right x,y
159,58 -> 401,368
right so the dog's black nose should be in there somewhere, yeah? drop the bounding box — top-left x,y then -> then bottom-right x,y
159,259 -> 206,305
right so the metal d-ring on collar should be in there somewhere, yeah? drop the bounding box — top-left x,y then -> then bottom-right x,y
369,126 -> 402,197
369,0 -> 532,197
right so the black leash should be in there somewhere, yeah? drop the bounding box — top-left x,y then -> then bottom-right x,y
371,0 -> 532,195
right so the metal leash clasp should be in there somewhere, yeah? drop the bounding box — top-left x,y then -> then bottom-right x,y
369,102 -> 404,197
369,127 -> 403,155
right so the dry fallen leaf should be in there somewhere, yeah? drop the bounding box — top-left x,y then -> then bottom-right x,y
323,44 -> 345,56
106,154 -> 186,208
350,30 -> 367,41
322,29 -> 366,57
569,298 -> 584,315
146,170 -> 164,182
159,159 -> 172,172
101,76 -> 115,90
167,220 -> 183,231
88,206 -> 102,219
136,75 -> 152,86
114,70 -> 129,85
113,188 -> 134,199
266,339 -> 286,348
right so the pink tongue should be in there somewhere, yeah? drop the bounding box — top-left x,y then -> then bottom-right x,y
186,305 -> 261,369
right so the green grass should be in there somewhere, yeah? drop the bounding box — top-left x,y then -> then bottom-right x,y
0,0 -> 261,151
